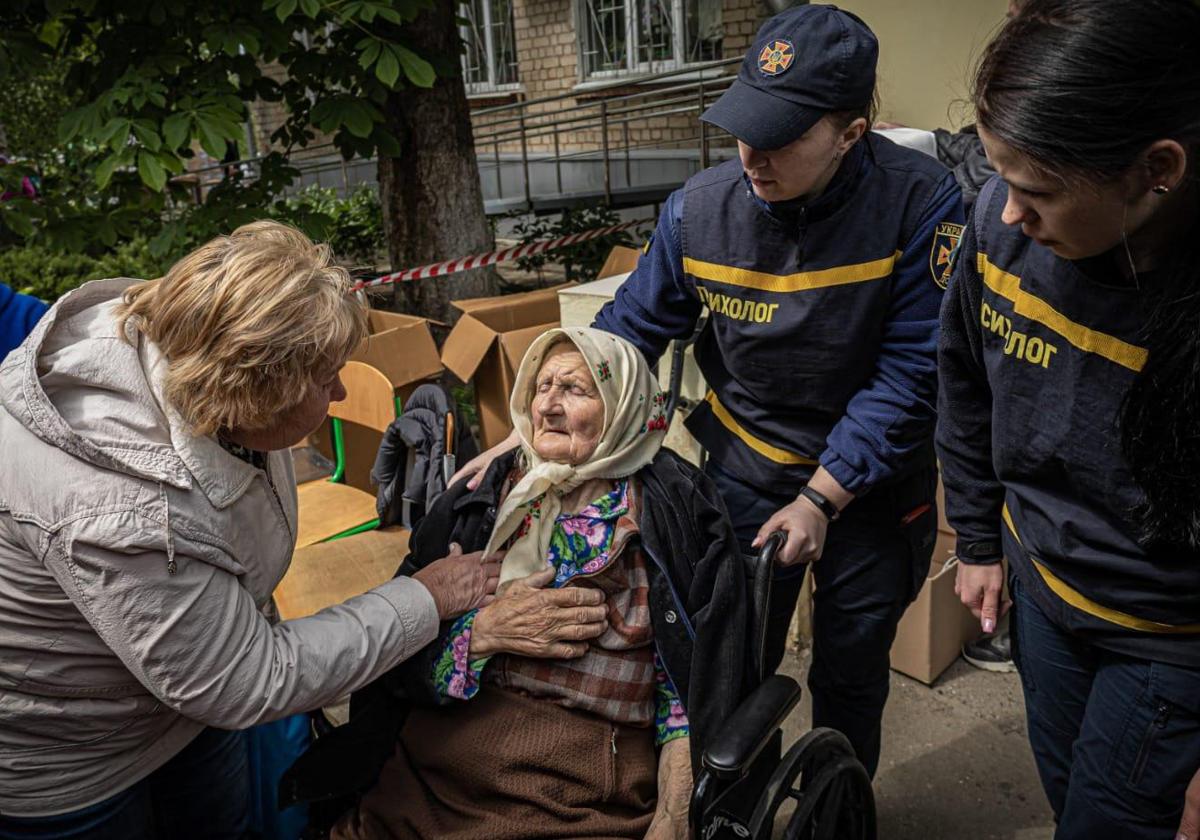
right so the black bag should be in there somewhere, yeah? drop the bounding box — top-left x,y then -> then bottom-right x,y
370,384 -> 479,529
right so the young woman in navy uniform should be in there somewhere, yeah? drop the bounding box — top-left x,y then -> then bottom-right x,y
938,1 -> 1200,835
589,4 -> 963,778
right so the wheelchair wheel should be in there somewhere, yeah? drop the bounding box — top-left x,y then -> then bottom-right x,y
747,728 -> 876,840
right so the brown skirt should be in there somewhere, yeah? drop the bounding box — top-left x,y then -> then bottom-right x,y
333,688 -> 658,840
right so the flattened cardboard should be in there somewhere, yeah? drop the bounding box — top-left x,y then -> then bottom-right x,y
441,283 -> 574,448
889,532 -> 983,685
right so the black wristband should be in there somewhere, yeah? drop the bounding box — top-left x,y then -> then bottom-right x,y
957,538 -> 1003,565
799,486 -> 840,522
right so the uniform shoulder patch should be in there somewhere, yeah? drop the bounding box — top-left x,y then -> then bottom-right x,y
930,221 -> 964,289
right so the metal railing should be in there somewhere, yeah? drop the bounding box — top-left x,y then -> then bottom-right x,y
470,57 -> 739,207
178,57 -> 741,211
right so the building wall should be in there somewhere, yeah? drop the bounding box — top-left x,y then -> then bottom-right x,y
470,0 -> 764,156
837,0 -> 1008,130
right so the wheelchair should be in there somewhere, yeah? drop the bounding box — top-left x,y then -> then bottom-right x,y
667,319 -> 876,840
689,531 -> 875,839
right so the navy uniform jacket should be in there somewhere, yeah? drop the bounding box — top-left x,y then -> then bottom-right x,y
594,134 -> 963,496
937,177 -> 1200,667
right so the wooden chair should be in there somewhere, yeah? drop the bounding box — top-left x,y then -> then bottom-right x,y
294,361 -> 399,548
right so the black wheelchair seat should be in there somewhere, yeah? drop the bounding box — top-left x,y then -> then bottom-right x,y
690,532 -> 876,840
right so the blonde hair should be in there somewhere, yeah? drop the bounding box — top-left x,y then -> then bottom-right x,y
116,220 -> 367,436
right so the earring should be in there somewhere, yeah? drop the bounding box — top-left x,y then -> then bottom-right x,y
1152,184 -> 1170,195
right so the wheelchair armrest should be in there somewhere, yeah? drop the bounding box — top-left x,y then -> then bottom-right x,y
701,674 -> 802,780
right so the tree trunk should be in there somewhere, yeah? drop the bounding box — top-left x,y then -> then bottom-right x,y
377,2 -> 498,323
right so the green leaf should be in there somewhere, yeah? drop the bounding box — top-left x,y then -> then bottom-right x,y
195,115 -> 230,158
58,107 -> 86,142
1,209 -> 34,238
149,224 -> 177,258
358,39 -> 381,70
274,0 -> 298,21
95,217 -> 118,247
374,128 -> 402,158
375,5 -> 402,24
299,0 -> 319,17
99,117 -> 132,152
132,120 -> 162,151
138,149 -> 168,191
395,45 -> 435,88
342,102 -> 374,138
157,151 -> 186,175
375,45 -> 400,88
162,113 -> 190,150
95,152 -> 123,189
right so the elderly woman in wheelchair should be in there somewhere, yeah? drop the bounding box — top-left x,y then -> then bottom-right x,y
309,327 -> 748,839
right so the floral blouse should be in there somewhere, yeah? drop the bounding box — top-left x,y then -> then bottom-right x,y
431,480 -> 689,746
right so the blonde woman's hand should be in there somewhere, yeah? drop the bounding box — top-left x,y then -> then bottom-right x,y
450,429 -> 520,491
470,565 -> 608,659
412,543 -> 503,620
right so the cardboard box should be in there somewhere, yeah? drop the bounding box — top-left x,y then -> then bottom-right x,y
310,310 -> 443,493
441,284 -> 573,448
936,473 -> 952,535
596,245 -> 641,280
889,532 -> 983,685
350,310 -> 443,403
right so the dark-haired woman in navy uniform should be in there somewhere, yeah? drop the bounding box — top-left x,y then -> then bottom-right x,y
938,1 -> 1200,836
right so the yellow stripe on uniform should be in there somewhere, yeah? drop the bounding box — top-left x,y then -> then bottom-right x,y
1002,504 -> 1200,634
683,252 -> 901,294
979,255 -> 1148,372
705,392 -> 817,465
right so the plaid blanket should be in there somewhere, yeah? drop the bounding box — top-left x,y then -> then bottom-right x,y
487,481 -> 656,726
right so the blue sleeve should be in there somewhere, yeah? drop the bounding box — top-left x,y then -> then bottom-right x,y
0,284 -> 49,361
820,172 -> 965,494
935,184 -> 1005,564
592,190 -> 702,364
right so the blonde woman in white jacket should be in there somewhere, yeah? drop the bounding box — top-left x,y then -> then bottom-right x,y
0,221 -> 499,838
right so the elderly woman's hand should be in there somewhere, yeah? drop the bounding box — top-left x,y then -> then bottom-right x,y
469,565 -> 609,659
412,544 -> 503,620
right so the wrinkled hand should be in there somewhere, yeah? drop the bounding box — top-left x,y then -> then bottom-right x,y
450,429 -> 520,491
645,737 -> 691,840
470,565 -> 608,659
1176,766 -> 1200,840
412,543 -> 502,620
954,560 -> 1010,634
753,496 -> 829,567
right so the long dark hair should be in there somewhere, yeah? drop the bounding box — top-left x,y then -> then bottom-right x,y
974,0 -> 1200,550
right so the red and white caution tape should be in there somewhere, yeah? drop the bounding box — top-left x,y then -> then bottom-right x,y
353,218 -> 652,290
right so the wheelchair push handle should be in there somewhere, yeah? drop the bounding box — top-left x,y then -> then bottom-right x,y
757,530 -> 787,567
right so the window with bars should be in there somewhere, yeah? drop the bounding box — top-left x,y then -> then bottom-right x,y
461,0 -> 521,93
579,0 -> 723,79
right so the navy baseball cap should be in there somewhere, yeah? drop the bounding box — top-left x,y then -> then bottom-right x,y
701,4 -> 878,150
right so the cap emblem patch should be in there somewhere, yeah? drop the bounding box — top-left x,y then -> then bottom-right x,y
757,40 -> 795,76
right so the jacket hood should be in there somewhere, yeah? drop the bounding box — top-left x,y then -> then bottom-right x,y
0,278 -> 258,509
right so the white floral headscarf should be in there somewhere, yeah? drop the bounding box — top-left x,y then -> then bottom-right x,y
484,328 -> 668,587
